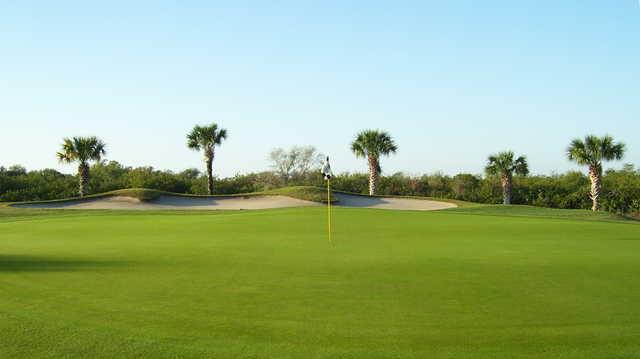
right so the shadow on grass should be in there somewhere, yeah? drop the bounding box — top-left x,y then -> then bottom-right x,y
332,193 -> 386,208
0,255 -> 129,272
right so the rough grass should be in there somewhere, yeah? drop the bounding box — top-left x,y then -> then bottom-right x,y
1,206 -> 639,358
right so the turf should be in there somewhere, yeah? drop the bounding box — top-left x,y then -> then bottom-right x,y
1,206 -> 639,358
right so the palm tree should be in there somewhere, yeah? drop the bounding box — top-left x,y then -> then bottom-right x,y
567,135 -> 625,211
351,130 -> 398,196
57,136 -> 106,197
485,151 -> 529,205
187,123 -> 228,195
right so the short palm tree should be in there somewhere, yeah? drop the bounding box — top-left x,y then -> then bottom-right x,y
485,151 -> 529,205
187,123 -> 228,195
57,136 -> 106,197
567,135 -> 625,211
351,130 -> 398,196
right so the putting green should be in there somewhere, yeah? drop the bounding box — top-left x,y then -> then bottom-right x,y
1,207 -> 639,358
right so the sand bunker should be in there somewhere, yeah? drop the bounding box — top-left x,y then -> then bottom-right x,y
333,193 -> 457,211
14,193 -> 456,211
13,195 -> 320,211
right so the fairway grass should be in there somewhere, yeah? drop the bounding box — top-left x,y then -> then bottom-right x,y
1,207 -> 639,358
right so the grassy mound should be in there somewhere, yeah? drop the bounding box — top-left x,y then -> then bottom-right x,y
264,186 -> 336,203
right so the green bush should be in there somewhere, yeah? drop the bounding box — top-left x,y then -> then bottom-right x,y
2,162 -> 639,215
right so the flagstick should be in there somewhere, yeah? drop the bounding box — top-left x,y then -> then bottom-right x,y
322,156 -> 334,247
327,179 -> 333,246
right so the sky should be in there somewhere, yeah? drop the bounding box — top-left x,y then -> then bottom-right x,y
1,1 -> 638,177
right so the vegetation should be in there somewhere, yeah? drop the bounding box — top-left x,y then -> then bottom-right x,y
567,135 -> 626,211
56,136 -> 106,197
187,123 -> 228,194
485,151 -> 529,205
2,161 -> 640,215
351,129 -> 398,196
269,146 -> 324,185
1,207 -> 639,358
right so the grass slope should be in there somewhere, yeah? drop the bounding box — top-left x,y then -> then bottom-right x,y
1,206 -> 639,358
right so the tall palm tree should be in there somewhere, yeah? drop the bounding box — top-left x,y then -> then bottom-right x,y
567,135 -> 625,211
57,136 -> 106,197
485,151 -> 529,205
351,129 -> 398,196
187,123 -> 228,195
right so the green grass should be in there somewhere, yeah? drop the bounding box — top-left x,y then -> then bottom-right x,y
1,205 -> 639,358
448,204 -> 636,222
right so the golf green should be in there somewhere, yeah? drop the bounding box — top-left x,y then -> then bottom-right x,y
1,207 -> 639,358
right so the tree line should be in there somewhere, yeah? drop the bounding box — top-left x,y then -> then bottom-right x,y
2,161 -> 639,215
1,123 -> 635,214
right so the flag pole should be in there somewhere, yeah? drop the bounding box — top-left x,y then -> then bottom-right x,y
322,156 -> 334,246
327,178 -> 333,246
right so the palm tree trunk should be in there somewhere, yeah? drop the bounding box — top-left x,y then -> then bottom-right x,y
78,163 -> 89,197
501,174 -> 512,205
367,156 -> 379,196
205,154 -> 214,195
588,165 -> 601,211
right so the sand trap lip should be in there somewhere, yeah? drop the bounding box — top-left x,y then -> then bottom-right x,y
333,193 -> 457,211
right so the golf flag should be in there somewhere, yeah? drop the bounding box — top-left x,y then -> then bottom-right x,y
322,156 -> 333,180
322,157 -> 334,245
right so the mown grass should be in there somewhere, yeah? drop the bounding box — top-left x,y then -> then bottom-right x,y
1,205 -> 639,358
447,204 -> 634,223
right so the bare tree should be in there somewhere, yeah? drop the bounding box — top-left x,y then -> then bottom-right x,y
269,146 -> 324,185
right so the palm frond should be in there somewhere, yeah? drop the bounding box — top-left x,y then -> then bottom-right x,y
601,135 -> 625,161
567,138 -> 589,164
187,123 -> 228,151
350,129 -> 398,159
567,135 -> 625,166
57,136 -> 106,165
485,151 -> 528,177
514,156 -> 529,176
350,141 -> 366,158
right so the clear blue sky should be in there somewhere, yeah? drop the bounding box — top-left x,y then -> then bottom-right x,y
1,1 -> 638,177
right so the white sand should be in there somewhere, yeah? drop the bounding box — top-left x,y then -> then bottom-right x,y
13,195 -> 320,210
14,194 -> 456,211
333,193 -> 457,211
